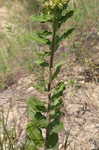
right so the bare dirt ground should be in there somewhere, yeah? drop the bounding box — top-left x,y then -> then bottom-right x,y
0,66 -> 99,150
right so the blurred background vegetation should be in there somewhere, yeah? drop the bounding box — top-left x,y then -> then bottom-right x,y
0,0 -> 99,90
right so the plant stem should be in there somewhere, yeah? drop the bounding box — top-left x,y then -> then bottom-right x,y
44,17 -> 57,150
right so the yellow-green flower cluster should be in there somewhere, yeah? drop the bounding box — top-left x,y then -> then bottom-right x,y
44,0 -> 70,9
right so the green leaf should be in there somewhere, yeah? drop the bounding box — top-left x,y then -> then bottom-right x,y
48,119 -> 59,129
29,118 -> 48,128
58,10 -> 74,28
36,51 -> 51,58
38,30 -> 52,37
52,63 -> 63,81
27,108 -> 35,119
47,133 -> 58,149
37,31 -> 51,45
51,122 -> 64,134
56,28 -> 74,44
25,140 -> 38,150
32,32 -> 50,44
35,112 -> 46,120
36,119 -> 49,128
35,60 -> 49,67
27,96 -> 47,112
31,14 -> 52,23
50,111 -> 64,120
51,82 -> 65,100
24,32 -> 49,44
50,98 -> 63,110
27,125 -> 44,147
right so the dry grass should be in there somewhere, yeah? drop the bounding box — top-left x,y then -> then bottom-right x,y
0,0 -> 40,90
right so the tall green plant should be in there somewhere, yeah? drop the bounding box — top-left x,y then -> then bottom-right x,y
27,0 -> 74,149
